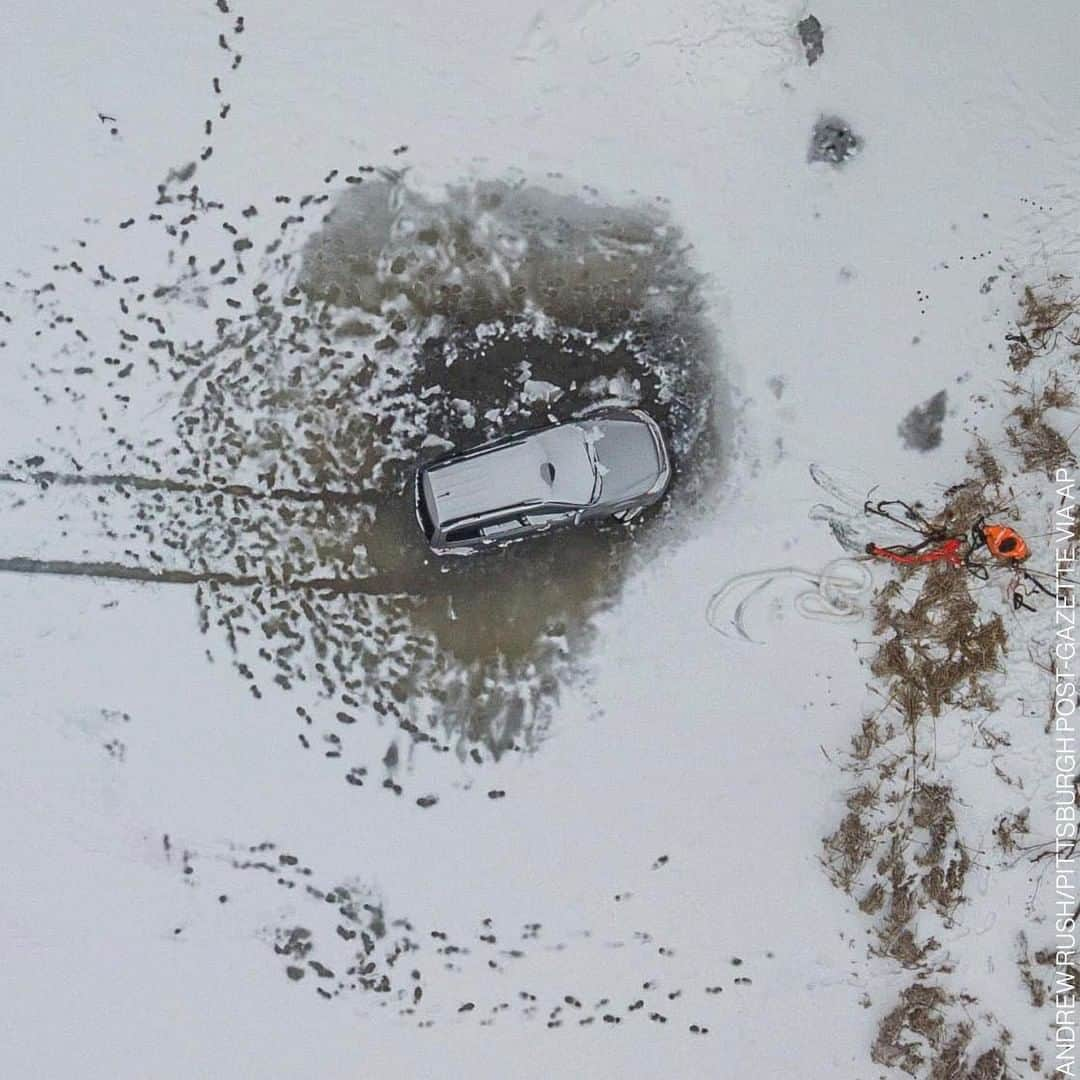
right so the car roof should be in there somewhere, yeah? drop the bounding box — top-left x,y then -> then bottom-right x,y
425,423 -> 596,527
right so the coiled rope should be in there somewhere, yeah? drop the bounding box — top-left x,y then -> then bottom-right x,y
706,558 -> 873,644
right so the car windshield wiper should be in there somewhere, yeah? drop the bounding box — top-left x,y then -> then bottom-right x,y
585,440 -> 603,503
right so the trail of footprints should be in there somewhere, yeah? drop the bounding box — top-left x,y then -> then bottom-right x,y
169,838 -> 764,1034
10,2 -> 752,1041
5,1 -> 434,802
5,2 -> 667,806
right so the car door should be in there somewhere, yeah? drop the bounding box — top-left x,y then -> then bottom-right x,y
522,508 -> 577,534
479,515 -> 528,542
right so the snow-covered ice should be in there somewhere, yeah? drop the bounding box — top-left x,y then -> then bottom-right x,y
1,2 -> 1078,1077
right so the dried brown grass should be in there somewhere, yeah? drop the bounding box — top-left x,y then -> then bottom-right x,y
830,280 -> 1080,1076
872,982 -> 1010,1078
871,563 -> 1007,726
992,808 -> 1029,855
1005,373 -> 1077,477
822,784 -> 880,893
1007,278 -> 1080,371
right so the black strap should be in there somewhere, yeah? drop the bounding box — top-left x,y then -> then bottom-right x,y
1022,569 -> 1058,598
863,499 -> 940,537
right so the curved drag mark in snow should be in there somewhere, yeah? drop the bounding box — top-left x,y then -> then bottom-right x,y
807,462 -> 925,555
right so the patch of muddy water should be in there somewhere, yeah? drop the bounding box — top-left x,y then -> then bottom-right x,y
26,178 -> 723,764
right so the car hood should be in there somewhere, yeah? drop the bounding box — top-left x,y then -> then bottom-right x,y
588,419 -> 665,503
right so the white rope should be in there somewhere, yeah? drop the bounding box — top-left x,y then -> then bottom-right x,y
706,558 -> 873,644
796,558 -> 874,622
